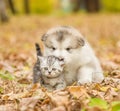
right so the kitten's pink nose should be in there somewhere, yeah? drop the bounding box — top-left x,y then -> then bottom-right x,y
48,71 -> 51,74
58,56 -> 64,61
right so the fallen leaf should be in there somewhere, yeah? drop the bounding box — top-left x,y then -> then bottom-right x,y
2,92 -> 14,100
51,106 -> 66,111
0,104 -> 16,111
111,101 -> 120,111
104,88 -> 118,102
67,86 -> 89,99
19,97 -> 39,111
67,100 -> 81,111
47,90 -> 69,107
89,98 -> 109,109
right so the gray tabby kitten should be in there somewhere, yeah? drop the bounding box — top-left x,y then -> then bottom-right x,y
33,43 -> 66,90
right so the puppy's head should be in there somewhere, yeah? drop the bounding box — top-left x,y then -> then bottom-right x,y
41,26 -> 85,64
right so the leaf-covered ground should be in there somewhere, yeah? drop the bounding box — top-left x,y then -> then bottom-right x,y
0,14 -> 120,111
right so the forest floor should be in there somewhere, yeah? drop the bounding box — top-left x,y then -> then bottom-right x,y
0,14 -> 120,111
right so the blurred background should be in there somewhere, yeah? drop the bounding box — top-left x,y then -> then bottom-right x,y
0,0 -> 120,72
1,0 -> 120,22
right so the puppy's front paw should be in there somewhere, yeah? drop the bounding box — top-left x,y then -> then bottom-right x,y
77,78 -> 92,85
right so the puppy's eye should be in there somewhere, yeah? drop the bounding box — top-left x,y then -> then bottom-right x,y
52,47 -> 56,51
44,67 -> 48,70
66,48 -> 71,51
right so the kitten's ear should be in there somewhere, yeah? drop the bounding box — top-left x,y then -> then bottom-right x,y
41,33 -> 48,41
78,37 -> 85,46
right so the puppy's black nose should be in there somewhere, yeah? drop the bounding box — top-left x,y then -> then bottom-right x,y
58,57 -> 64,61
48,71 -> 51,74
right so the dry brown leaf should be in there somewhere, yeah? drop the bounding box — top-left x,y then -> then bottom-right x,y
51,106 -> 66,111
67,100 -> 81,111
111,70 -> 120,78
1,92 -> 14,100
30,83 -> 41,91
47,90 -> 69,107
19,97 -> 39,111
101,60 -> 119,71
40,104 -> 51,111
112,55 -> 120,64
104,88 -> 118,102
0,104 -> 16,111
17,78 -> 31,84
2,91 -> 32,100
0,61 -> 15,73
102,77 -> 120,86
67,86 -> 90,99
1,84 -> 44,100
87,89 -> 105,99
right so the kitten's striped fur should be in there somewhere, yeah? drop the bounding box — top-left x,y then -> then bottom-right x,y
33,43 -> 43,84
33,43 -> 66,90
35,43 -> 42,56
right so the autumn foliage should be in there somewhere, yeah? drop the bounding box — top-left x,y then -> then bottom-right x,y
0,14 -> 120,111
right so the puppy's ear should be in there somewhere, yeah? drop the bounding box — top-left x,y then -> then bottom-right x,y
41,34 -> 48,41
78,38 -> 85,46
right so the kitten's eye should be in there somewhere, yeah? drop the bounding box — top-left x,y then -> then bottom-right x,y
52,47 -> 56,51
52,68 -> 56,71
66,48 -> 71,51
58,69 -> 62,73
44,67 -> 48,70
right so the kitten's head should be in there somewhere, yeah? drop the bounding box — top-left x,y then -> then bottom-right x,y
38,56 -> 64,78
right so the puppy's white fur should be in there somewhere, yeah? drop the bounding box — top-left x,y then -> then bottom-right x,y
41,26 -> 104,85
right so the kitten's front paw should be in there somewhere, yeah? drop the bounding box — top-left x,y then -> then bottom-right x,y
77,78 -> 92,85
55,84 -> 66,90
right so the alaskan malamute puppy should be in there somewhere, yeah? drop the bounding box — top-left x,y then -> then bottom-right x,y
41,26 -> 104,85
